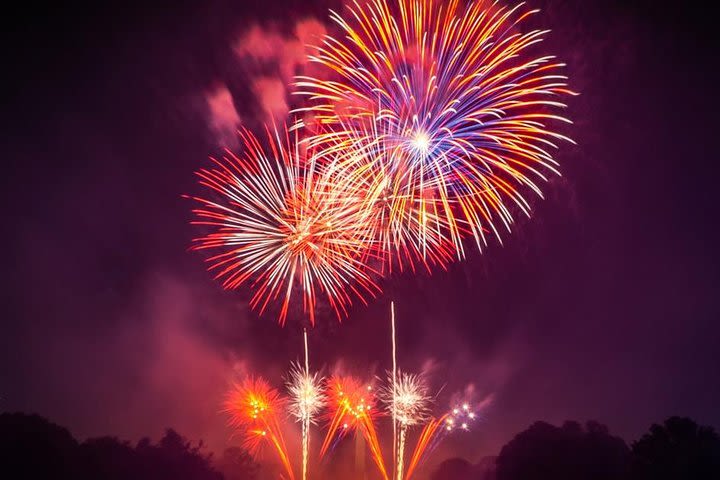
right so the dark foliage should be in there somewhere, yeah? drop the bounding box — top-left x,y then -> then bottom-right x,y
0,412 -> 257,480
431,457 -> 476,480
218,446 -> 261,480
631,416 -> 720,480
0,413 -> 81,478
5,412 -> 720,480
495,420 -> 630,480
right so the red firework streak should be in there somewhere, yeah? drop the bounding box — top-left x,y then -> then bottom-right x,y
225,378 -> 295,480
320,375 -> 389,480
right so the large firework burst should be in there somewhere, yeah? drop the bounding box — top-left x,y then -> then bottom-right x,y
296,0 -> 575,257
187,124 -> 379,325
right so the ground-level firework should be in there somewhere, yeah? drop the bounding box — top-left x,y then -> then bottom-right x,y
382,371 -> 431,480
321,375 -> 388,479
225,372 -> 482,480
286,330 -> 325,480
224,378 -> 295,480
404,402 -> 484,480
223,324 -> 487,480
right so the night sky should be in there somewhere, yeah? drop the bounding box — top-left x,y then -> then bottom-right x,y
2,0 -> 719,472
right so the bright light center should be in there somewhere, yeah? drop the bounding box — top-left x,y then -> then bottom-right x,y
411,131 -> 431,154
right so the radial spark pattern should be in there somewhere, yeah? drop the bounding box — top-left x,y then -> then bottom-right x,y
224,378 -> 295,479
188,125 -> 379,325
296,0 -> 575,259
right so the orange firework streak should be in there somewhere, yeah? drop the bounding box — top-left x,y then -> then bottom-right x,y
320,376 -> 389,480
404,398 -> 485,480
404,415 -> 448,480
225,378 -> 295,480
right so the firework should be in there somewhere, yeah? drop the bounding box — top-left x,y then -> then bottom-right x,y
225,378 -> 295,480
224,364 -> 487,480
287,365 -> 325,426
187,124 -> 379,325
295,0 -> 575,258
405,398 -> 491,480
320,376 -> 389,480
381,371 -> 431,480
312,120 -> 458,273
287,330 -> 325,480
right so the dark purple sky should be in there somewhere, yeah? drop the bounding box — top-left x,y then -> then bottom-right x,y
2,0 -> 719,473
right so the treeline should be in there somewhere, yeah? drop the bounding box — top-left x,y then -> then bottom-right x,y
2,412 -> 720,479
0,413 -> 257,480
433,417 -> 720,480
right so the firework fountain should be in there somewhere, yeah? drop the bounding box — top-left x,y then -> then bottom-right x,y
287,330 -> 325,480
225,378 -> 295,480
387,303 -> 432,480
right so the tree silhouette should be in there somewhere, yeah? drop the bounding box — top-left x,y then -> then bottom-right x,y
631,416 -> 720,480
218,447 -> 260,480
0,412 -> 257,480
430,456 -> 498,480
496,420 -> 630,480
6,411 -> 720,480
0,412 -> 81,478
133,429 -> 223,480
80,436 -> 139,479
431,457 -> 475,480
